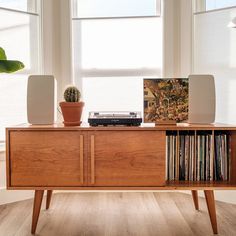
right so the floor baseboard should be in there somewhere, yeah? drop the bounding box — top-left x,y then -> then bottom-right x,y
0,188 -> 34,205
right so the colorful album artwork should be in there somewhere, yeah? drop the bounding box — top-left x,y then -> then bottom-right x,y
144,78 -> 189,123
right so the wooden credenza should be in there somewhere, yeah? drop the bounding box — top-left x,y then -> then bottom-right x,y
6,124 -> 236,234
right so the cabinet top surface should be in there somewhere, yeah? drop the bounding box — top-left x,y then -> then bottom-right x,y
6,123 -> 236,131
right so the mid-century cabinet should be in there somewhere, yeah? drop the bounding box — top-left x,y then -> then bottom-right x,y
6,124 -> 236,234
88,131 -> 166,186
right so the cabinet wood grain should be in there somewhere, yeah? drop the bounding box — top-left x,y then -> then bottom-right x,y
88,131 -> 166,186
9,131 -> 85,187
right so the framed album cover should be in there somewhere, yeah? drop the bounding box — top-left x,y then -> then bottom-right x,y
144,78 -> 188,123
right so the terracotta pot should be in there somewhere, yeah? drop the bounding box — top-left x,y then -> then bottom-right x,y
59,102 -> 84,126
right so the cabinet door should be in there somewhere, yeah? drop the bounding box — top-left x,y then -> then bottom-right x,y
9,131 -> 85,187
88,131 -> 166,186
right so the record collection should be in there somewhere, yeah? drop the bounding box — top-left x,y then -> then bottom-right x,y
166,132 -> 230,181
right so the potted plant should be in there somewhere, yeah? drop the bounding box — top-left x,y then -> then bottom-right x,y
60,86 -> 84,126
0,47 -> 24,73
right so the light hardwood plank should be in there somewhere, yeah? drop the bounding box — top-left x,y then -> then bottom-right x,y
153,192 -> 195,236
172,192 -> 213,236
0,192 -> 236,236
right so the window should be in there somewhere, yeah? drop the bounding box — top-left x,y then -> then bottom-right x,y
0,0 -> 41,144
73,0 -> 160,18
193,3 -> 236,124
195,0 -> 236,13
72,0 -> 162,120
206,0 -> 236,11
0,0 -> 38,13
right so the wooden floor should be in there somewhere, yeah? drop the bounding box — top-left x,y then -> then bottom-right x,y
0,192 -> 236,236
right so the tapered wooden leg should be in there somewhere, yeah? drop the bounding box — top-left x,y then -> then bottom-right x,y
191,190 -> 199,210
31,190 -> 44,235
46,190 -> 53,210
204,190 -> 218,234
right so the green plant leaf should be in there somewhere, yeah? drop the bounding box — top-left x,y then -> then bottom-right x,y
0,60 -> 25,73
0,47 -> 7,60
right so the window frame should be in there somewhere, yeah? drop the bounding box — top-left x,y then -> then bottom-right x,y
71,0 -> 163,93
0,0 -> 42,143
0,0 -> 39,14
194,0 -> 236,14
0,1 -> 42,75
71,0 -> 161,19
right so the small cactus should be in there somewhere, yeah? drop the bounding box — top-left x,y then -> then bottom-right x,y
64,86 -> 81,102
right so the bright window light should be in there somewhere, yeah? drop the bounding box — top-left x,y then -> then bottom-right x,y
72,0 -> 162,121
82,77 -> 144,121
0,0 -> 37,13
206,0 -> 236,11
0,4 -> 40,141
73,0 -> 160,18
76,18 -> 162,70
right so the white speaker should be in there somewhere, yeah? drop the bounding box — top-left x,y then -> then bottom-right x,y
27,75 -> 57,125
188,74 -> 216,124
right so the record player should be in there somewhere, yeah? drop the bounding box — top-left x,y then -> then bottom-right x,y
88,111 -> 142,126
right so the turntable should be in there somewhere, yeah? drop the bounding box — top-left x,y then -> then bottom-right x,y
88,111 -> 142,126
